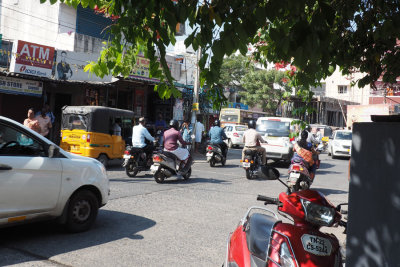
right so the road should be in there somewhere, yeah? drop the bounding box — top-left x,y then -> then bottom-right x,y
0,149 -> 350,267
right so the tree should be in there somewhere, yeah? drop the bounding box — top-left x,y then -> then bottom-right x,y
42,0 -> 400,103
218,54 -> 250,90
240,69 -> 292,115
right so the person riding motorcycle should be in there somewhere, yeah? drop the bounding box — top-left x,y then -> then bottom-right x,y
293,130 -> 317,179
242,120 -> 267,165
309,127 -> 321,168
163,119 -> 192,172
131,117 -> 155,157
208,119 -> 228,159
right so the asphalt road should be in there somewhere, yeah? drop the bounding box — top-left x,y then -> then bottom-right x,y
0,149 -> 350,267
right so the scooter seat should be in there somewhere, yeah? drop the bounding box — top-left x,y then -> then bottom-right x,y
246,213 -> 279,261
161,151 -> 179,161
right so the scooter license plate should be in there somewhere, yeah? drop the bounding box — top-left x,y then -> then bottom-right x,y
301,234 -> 332,256
242,162 -> 251,168
290,172 -> 300,178
123,155 -> 131,159
206,152 -> 213,157
150,164 -> 159,173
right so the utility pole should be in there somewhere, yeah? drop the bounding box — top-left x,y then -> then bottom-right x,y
191,48 -> 201,151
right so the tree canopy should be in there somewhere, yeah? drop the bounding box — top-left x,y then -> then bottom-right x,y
43,0 -> 400,102
240,69 -> 292,114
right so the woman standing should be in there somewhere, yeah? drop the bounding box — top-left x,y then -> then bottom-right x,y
181,121 -> 192,151
23,108 -> 41,133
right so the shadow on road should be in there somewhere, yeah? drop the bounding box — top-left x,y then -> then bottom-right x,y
319,162 -> 336,169
159,176 -> 231,185
0,210 -> 156,265
311,187 -> 348,195
317,170 -> 342,175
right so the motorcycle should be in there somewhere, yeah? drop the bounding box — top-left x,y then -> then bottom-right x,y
224,169 -> 347,267
150,149 -> 193,183
287,155 -> 314,192
206,144 -> 226,167
241,149 -> 263,179
122,140 -> 159,177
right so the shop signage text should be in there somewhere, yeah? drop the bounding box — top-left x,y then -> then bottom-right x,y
0,76 -> 43,97
10,40 -> 55,78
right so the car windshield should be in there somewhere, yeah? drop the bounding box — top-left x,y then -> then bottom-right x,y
62,114 -> 88,130
335,131 -> 352,140
257,120 -> 290,137
235,126 -> 247,131
221,114 -> 238,123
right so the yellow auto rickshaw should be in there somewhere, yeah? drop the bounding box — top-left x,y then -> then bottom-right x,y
60,106 -> 134,166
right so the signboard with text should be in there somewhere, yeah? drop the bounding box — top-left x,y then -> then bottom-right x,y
0,76 -> 43,97
10,40 -> 55,78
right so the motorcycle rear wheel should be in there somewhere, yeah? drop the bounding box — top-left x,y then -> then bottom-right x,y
245,169 -> 253,179
154,170 -> 165,184
209,158 -> 216,167
125,163 -> 139,177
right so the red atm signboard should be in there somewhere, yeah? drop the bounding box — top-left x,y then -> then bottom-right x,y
10,40 -> 55,78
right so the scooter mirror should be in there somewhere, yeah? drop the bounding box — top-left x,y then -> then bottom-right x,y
259,166 -> 280,180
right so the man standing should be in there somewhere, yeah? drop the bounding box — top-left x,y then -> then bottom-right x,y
242,120 -> 267,165
155,113 -> 167,143
194,115 -> 204,153
132,117 -> 154,156
112,118 -> 122,136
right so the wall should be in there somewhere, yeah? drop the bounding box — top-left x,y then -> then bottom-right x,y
0,1 -> 75,51
347,121 -> 400,265
323,66 -> 370,105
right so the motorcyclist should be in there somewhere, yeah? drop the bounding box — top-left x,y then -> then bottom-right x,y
293,130 -> 317,179
242,120 -> 267,165
163,119 -> 192,173
208,119 -> 228,159
131,117 -> 155,157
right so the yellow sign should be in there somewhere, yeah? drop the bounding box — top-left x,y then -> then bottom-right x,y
192,103 -> 199,111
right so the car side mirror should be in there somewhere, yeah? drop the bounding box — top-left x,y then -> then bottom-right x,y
48,144 -> 60,158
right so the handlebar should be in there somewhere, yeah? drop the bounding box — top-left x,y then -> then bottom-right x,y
257,195 -> 279,205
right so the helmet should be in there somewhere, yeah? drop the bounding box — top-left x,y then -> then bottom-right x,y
248,120 -> 256,129
169,119 -> 179,130
213,119 -> 220,127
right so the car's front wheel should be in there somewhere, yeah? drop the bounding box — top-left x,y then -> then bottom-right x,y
65,190 -> 99,233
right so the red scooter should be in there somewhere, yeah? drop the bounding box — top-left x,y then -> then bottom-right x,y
224,168 -> 347,267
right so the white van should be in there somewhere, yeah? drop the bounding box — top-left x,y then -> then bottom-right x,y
256,117 -> 295,163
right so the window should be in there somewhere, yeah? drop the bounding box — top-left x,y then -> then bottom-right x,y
338,85 -> 348,94
0,124 -> 45,156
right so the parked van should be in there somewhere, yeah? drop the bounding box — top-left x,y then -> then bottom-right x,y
256,117 -> 295,163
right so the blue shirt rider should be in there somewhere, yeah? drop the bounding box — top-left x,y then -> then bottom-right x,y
208,120 -> 228,158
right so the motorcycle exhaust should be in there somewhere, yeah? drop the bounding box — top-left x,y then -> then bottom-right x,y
162,169 -> 173,177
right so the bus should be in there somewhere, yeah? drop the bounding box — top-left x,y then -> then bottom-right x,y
219,108 -> 269,127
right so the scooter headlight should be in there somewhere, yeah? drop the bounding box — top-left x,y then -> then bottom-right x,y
301,199 -> 335,226
280,242 -> 296,267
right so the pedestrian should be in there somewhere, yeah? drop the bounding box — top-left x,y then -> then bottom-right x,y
194,115 -> 204,153
181,120 -> 192,151
36,107 -> 52,138
155,113 -> 167,144
36,103 -> 55,140
23,108 -> 41,133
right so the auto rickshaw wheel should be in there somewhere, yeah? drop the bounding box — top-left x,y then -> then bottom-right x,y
97,154 -> 108,167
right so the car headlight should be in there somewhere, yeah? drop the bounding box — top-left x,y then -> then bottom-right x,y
280,242 -> 296,267
301,199 -> 335,226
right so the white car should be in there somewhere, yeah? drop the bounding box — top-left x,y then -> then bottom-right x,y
0,116 -> 109,232
328,130 -> 352,158
224,124 -> 248,148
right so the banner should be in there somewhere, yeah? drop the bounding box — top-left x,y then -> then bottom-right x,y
0,76 -> 43,97
53,50 -> 112,82
10,40 -> 55,78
